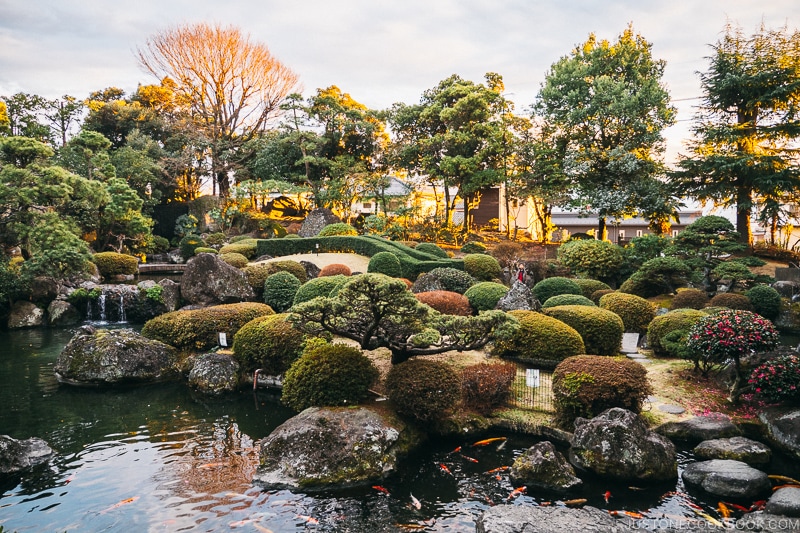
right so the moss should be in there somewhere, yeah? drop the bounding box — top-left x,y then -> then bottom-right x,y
92,251 -> 139,277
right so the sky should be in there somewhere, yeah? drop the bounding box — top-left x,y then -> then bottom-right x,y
0,0 -> 797,164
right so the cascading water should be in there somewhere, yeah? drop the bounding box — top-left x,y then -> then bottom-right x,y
96,293 -> 107,321
117,292 -> 126,322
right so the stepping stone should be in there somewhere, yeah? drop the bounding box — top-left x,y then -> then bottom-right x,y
621,332 -> 640,354
658,404 -> 686,415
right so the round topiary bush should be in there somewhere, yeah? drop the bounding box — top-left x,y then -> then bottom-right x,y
281,342 -> 379,411
193,247 -> 218,255
464,281 -> 509,312
92,251 -> 139,277
318,263 -> 352,277
557,239 -> 624,281
424,267 -> 477,294
552,355 -> 652,427
263,271 -> 302,312
367,251 -> 402,277
708,292 -> 754,311
385,359 -> 461,422
541,294 -> 596,309
317,222 -> 358,237
646,309 -> 707,358
461,361 -> 517,414
745,285 -> 783,321
415,290 -> 473,316
573,278 -> 612,299
179,234 -> 206,261
293,275 -> 348,305
262,260 -> 308,283
232,313 -> 305,374
415,242 -> 449,258
218,252 -> 249,268
460,242 -> 487,254
598,292 -> 656,334
542,305 -> 624,356
463,253 -> 502,281
532,277 -> 582,306
242,264 -> 271,296
203,232 -> 227,247
218,241 -> 257,259
590,288 -> 615,304
670,288 -> 709,310
492,310 -> 585,368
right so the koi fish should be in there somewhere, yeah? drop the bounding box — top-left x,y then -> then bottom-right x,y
473,437 -> 507,446
395,525 -> 426,531
772,484 -> 800,491
372,485 -> 390,496
496,440 -> 507,451
608,510 -> 644,519
451,446 -> 462,453
64,473 -> 76,484
563,498 -> 587,507
717,501 -> 731,519
460,454 -> 479,463
252,524 -> 274,533
485,494 -> 495,506
230,519 -> 257,528
691,508 -> 724,528
769,474 -> 800,485
486,466 -> 510,474
539,501 -> 552,506
603,490 -> 612,504
409,493 -> 421,510
438,463 -> 452,475
749,500 -> 767,512
723,501 -> 750,512
507,486 -> 526,500
198,462 -> 227,469
628,486 -> 645,491
296,515 -> 319,525
100,496 -> 139,513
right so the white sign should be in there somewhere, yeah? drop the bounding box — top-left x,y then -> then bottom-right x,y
525,368 -> 540,388
218,332 -> 228,347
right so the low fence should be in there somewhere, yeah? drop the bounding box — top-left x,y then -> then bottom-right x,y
508,362 -> 555,413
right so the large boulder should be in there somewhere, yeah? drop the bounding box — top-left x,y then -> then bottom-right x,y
298,208 -> 341,238
126,279 -> 182,323
54,325 -> 178,386
693,436 -> 772,466
0,435 -> 54,474
181,253 -> 255,306
772,280 -> 800,299
47,300 -> 82,327
509,440 -> 582,494
188,353 -> 240,395
476,504 -> 632,533
759,407 -> 800,460
655,413 -> 742,444
682,459 -> 771,500
569,408 -> 677,482
299,260 -> 321,280
7,301 -> 45,329
495,280 -> 541,312
253,407 -> 414,491
411,273 -> 445,294
766,487 -> 800,517
29,276 -> 59,305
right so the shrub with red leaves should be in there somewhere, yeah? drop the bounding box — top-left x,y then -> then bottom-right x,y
415,290 -> 473,316
319,263 -> 352,277
461,362 -> 517,414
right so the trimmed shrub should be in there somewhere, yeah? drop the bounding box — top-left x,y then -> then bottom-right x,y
532,277 -> 582,304
670,288 -> 709,310
573,278 -> 612,299
590,288 -> 615,304
415,242 -> 449,258
385,359 -> 461,422
708,292 -> 754,311
92,252 -> 139,277
463,253 -> 502,281
646,309 -> 707,358
219,241 -> 257,259
368,251 -> 402,277
293,275 -> 348,305
219,252 -> 249,268
542,294 -> 596,309
745,285 -> 783,321
141,302 -> 274,350
492,310 -> 585,367
461,362 -> 517,414
179,234 -> 206,260
263,271 -> 302,312
262,260 -> 308,283
317,222 -> 358,237
599,292 -> 656,334
415,290 -> 473,316
749,354 -> 800,404
232,313 -> 305,374
281,342 -> 379,411
424,267 -> 477,294
193,247 -> 218,255
553,355 -> 652,427
242,264 -> 272,296
460,242 -> 487,254
319,263 -> 352,277
619,257 -> 692,298
543,305 -> 624,356
557,239 -> 624,281
204,232 -> 227,247
464,281 -> 509,312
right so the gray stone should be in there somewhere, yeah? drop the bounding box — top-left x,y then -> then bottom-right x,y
657,404 -> 686,415
510,441 -> 583,494
299,260 -> 321,280
655,414 -> 742,444
54,326 -> 178,386
759,407 -> 800,460
411,272 -> 445,293
693,436 -> 772,466
254,407 -> 413,491
0,435 -> 54,474
298,208 -> 341,238
495,281 -> 541,312
7,301 -> 45,329
181,253 -> 255,306
188,353 -> 240,395
766,487 -> 800,517
126,279 -> 182,323
30,276 -> 59,305
47,300 -> 82,326
569,408 -> 677,482
621,332 -> 640,354
476,504 -> 633,533
772,281 -> 799,299
682,459 -> 771,499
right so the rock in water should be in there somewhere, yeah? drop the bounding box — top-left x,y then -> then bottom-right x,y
693,436 -> 771,466
188,353 -> 240,395
655,413 -> 742,444
759,407 -> 800,460
476,504 -> 632,533
682,459 -> 771,500
510,440 -> 582,494
0,435 -> 54,473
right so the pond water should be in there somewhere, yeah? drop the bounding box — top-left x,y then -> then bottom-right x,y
1,326 -> 798,532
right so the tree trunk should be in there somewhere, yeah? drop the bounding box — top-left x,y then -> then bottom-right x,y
597,217 -> 607,241
735,187 -> 753,246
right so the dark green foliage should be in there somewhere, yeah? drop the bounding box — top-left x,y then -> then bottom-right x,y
712,261 -> 755,291
292,275 -> 348,305
261,260 -> 308,283
179,234 -> 205,261
622,234 -> 673,269
557,239 -> 624,281
532,276 -> 582,304
461,362 -> 517,414
599,292 -> 656,334
281,343 -> 379,411
573,278 -> 612,299
460,241 -> 487,254
708,293 -> 754,311
733,256 -> 767,267
141,302 -> 274,350
670,288 -> 709,310
424,267 -> 477,294
492,310 -> 585,367
619,257 -> 692,298
0,258 -> 29,310
232,313 -> 305,374
385,359 -> 461,422
543,305 -> 624,356
415,291 -> 473,316
464,282 -> 508,311
263,271 -> 302,312
542,294 -> 596,309
647,309 -> 706,358
745,285 -> 782,321
553,355 -> 652,427
218,252 -> 248,268
219,240 -> 258,259
463,253 -> 502,281
242,264 -> 271,296
318,222 -> 358,236
204,232 -> 227,247
368,251 -> 402,277
415,242 -> 449,258
92,251 -> 139,277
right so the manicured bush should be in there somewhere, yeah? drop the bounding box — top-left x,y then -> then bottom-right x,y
368,251 -> 402,277
317,222 -> 358,237
415,242 -> 449,258
141,302 -> 274,350
542,294 -> 596,309
203,232 -> 227,247
385,359 -> 461,422
263,271 -> 302,312
219,241 -> 257,259
262,260 -> 308,283
415,290 -> 473,316
232,313 -> 305,374
281,342 -> 379,411
319,263 -> 352,277
179,234 -> 206,260
749,354 -> 800,404
461,362 -> 517,415
543,305 -> 624,356
646,309 -> 707,358
557,239 -> 624,281
619,257 -> 692,298
670,288 -> 709,310
590,288 -> 615,304
92,251 -> 139,277
708,292 -> 754,311
463,253 -> 502,281
492,310 -> 585,367
573,278 -> 612,299
242,264 -> 271,296
553,355 -> 652,427
745,285 -> 783,321
193,247 -> 218,255
424,267 -> 477,294
292,275 -> 348,305
218,252 -> 249,268
460,241 -> 487,254
464,281 -> 509,312
599,292 -> 656,334
532,277 -> 582,305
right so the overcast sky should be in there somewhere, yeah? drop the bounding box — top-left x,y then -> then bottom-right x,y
0,1 -> 796,163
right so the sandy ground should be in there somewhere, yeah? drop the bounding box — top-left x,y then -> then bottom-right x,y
257,252 -> 372,272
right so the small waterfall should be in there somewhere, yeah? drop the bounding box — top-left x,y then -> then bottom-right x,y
97,293 -> 107,322
117,292 -> 126,323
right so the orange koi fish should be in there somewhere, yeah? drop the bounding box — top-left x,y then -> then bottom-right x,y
198,462 -> 227,469
769,475 -> 800,485
772,484 -> 800,491
409,493 -> 421,510
451,446 -> 462,453
717,501 -> 731,519
372,485 -> 390,495
563,498 -> 587,507
460,454 -> 479,463
473,437 -> 507,446
438,463 -> 452,475
603,490 -> 612,504
296,515 -> 319,525
230,519 -> 257,528
100,496 -> 139,513
486,466 -> 510,474
507,486 -> 526,500
608,510 -> 644,519
723,501 -> 749,512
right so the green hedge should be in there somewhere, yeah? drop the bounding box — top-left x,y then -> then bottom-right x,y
493,310 -> 585,368
646,309 -> 707,358
542,294 -> 596,308
543,305 -> 624,356
92,252 -> 139,277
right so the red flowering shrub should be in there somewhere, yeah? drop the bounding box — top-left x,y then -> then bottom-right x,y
415,290 -> 473,316
461,362 -> 517,414
749,354 -> 800,404
319,263 -> 352,277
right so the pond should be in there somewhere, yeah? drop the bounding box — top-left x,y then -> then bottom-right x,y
1,326 -> 798,532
